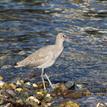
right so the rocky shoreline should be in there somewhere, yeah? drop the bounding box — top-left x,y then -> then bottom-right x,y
0,75 -> 107,107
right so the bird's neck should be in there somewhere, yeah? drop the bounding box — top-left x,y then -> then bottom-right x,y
55,39 -> 64,48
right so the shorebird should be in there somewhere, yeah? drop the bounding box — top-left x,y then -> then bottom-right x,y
15,33 -> 70,90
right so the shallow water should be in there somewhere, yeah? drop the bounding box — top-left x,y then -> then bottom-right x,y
0,0 -> 107,105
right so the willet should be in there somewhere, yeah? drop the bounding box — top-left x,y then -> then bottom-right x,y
15,33 -> 70,90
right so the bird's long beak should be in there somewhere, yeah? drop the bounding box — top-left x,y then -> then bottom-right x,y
64,35 -> 71,42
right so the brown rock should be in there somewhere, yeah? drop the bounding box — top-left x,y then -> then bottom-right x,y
59,101 -> 80,107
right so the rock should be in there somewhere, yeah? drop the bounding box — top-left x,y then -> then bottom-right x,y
36,90 -> 47,98
3,103 -> 13,107
0,75 -> 3,80
55,83 -> 68,91
35,90 -> 47,101
62,89 -> 92,99
25,82 -> 31,86
15,88 -> 23,92
36,91 -> 44,96
59,101 -> 80,107
51,83 -> 68,97
0,55 -> 8,67
9,83 -> 16,90
79,96 -> 107,107
16,80 -> 24,86
1,65 -> 12,69
24,82 -> 32,89
51,82 -> 91,99
65,81 -> 75,90
32,83 -> 38,88
0,98 -> 4,105
2,83 -> 16,90
26,96 -> 40,107
96,102 -> 107,107
76,84 -> 84,90
44,93 -> 53,103
37,81 -> 48,89
6,89 -> 16,97
0,81 -> 5,88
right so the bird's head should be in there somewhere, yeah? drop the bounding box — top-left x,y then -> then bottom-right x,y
56,33 -> 70,42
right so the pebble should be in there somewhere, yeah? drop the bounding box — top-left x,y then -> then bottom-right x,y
32,83 -> 38,88
0,81 -> 5,88
65,81 -> 75,90
6,89 -> 16,97
0,76 -> 3,81
1,65 -> 12,69
26,96 -> 40,107
59,100 -> 80,107
16,88 -> 23,92
3,103 -> 12,107
16,80 -> 24,86
96,102 -> 107,107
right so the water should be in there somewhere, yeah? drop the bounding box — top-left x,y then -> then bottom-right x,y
0,0 -> 107,105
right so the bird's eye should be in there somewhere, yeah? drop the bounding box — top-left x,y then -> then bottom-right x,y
63,35 -> 65,38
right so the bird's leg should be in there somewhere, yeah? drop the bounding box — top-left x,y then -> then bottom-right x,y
44,73 -> 54,89
41,68 -> 46,90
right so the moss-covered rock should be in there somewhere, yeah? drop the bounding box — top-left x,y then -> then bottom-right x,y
59,101 -> 80,107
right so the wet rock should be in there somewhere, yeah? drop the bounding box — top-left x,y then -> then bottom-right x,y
96,102 -> 107,107
32,83 -> 38,88
0,55 -> 8,67
55,83 -> 68,91
0,80 -> 5,88
62,89 -> 91,99
82,27 -> 99,34
52,82 -> 91,99
37,81 -> 49,89
9,83 -> 16,90
24,82 -> 32,89
76,84 -> 84,90
36,91 -> 47,96
1,65 -> 12,69
3,103 -> 13,107
65,81 -> 75,90
5,89 -> 16,97
36,90 -> 48,100
79,96 -> 107,107
0,98 -> 4,105
2,83 -> 16,90
51,83 -> 68,97
40,95 -> 52,107
59,101 -> 80,107
26,96 -> 40,107
15,88 -> 24,93
44,93 -> 53,103
16,80 -> 24,86
0,75 -> 3,80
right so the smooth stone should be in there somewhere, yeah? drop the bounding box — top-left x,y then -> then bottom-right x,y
96,102 -> 107,107
65,81 -> 75,90
0,81 -> 5,88
5,89 -> 16,97
1,65 -> 12,69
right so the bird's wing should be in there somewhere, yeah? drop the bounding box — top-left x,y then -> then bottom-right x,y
16,45 -> 54,67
